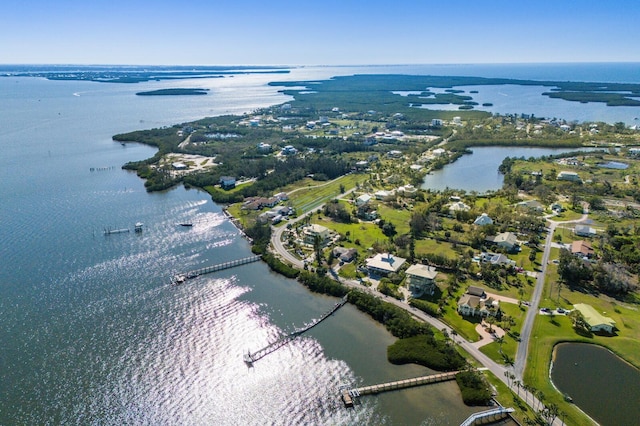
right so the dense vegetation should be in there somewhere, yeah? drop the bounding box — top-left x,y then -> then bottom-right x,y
387,334 -> 465,371
455,371 -> 493,405
297,271 -> 349,297
347,290 -> 433,338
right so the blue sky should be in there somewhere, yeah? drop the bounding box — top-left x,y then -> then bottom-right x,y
2,0 -> 639,65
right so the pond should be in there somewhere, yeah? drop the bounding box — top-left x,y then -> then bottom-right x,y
551,343 -> 640,426
598,161 -> 629,169
421,146 -> 591,193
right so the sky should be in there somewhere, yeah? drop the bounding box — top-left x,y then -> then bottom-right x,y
2,0 -> 640,66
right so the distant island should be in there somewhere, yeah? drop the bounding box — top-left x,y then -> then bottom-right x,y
0,65 -> 290,83
136,88 -> 209,96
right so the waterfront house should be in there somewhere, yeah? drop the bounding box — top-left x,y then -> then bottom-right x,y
405,264 -> 438,297
302,224 -> 331,246
574,303 -> 616,333
366,253 -> 406,277
219,176 -> 236,190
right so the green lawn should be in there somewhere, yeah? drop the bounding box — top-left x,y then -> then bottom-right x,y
376,204 -> 412,235
288,174 -> 366,214
438,286 -> 482,342
414,238 -> 458,258
312,218 -> 388,256
479,303 -> 527,365
552,208 -> 584,222
523,278 -> 640,426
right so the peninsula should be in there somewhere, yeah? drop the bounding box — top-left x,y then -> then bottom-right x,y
114,73 -> 640,425
136,88 -> 209,96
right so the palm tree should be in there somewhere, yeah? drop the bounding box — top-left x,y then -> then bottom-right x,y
495,335 -> 505,354
536,390 -> 545,412
504,371 -> 512,387
514,380 -> 521,398
486,315 -> 496,332
502,354 -> 514,368
313,234 -> 323,267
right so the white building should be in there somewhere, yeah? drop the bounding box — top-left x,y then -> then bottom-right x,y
356,194 -> 372,206
486,232 -> 518,251
574,224 -> 596,237
405,264 -> 438,297
449,201 -> 470,213
366,253 -> 406,277
473,213 -> 494,226
302,224 -> 330,246
557,171 -> 582,182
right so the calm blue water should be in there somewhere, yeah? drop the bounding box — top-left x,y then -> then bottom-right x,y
1,63 -> 639,425
421,146 -> 598,193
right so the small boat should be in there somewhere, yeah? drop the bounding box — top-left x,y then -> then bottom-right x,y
178,223 -> 193,227
172,274 -> 186,285
134,222 -> 143,232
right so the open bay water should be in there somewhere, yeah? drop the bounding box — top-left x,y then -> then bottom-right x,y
1,63 -> 638,425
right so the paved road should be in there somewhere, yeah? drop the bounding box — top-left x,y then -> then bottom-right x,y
268,196 -> 573,424
270,185 -> 357,268
514,213 -> 588,379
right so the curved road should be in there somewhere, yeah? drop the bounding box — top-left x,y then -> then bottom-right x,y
267,200 -> 584,425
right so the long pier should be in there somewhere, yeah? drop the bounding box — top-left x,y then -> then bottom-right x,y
341,371 -> 459,407
244,295 -> 348,364
459,407 -> 515,426
172,255 -> 261,285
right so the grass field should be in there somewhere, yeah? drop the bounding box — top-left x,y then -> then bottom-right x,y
288,174 -> 366,214
414,238 -> 458,258
523,276 -> 640,426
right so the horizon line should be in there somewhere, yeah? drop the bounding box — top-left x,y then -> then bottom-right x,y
1,61 -> 640,68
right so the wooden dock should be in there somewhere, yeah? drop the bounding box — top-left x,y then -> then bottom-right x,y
341,371 -> 459,407
172,255 -> 261,285
244,295 -> 348,364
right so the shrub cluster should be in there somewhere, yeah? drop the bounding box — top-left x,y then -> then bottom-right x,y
387,335 -> 465,371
